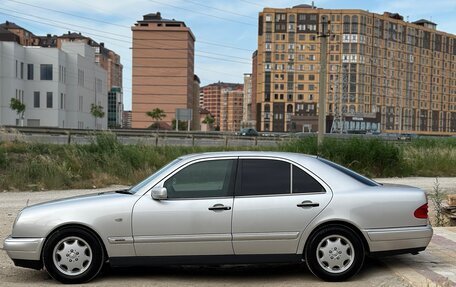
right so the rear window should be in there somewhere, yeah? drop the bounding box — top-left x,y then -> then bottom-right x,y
317,158 -> 380,187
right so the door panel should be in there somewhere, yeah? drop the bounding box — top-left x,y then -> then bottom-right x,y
133,197 -> 234,256
132,158 -> 236,256
232,159 -> 331,254
232,194 -> 330,254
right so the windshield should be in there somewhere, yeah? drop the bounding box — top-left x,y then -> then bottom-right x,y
129,158 -> 182,194
317,158 -> 380,187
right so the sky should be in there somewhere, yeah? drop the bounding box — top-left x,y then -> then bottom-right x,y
1,0 -> 455,110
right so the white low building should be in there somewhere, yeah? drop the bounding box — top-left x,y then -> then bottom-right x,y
0,41 -> 107,129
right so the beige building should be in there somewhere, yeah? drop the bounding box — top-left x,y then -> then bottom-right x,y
255,5 -> 456,135
131,13 -> 195,129
242,73 -> 255,128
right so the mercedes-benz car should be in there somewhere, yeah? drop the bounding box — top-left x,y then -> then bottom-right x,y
4,152 -> 432,284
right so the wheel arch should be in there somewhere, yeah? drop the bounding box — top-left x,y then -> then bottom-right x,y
40,223 -> 108,263
302,220 -> 370,256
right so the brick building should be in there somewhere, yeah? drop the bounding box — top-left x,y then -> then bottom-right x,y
201,82 -> 243,130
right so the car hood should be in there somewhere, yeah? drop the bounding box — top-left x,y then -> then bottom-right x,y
22,190 -> 133,212
13,190 -> 139,238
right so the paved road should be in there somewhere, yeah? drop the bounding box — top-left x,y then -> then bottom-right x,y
0,180 -> 455,286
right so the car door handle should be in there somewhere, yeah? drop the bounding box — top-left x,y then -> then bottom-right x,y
297,201 -> 320,208
208,204 -> 231,211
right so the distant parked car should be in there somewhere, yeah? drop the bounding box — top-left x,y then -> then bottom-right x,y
4,152 -> 432,283
398,133 -> 412,141
238,128 -> 258,136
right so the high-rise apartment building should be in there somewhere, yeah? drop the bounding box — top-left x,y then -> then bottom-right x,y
131,13 -> 195,129
201,82 -> 243,130
255,5 -> 456,135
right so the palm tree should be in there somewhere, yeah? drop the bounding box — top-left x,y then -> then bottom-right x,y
10,98 -> 26,126
146,108 -> 166,130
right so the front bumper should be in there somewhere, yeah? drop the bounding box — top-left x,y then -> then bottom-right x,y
364,225 -> 433,253
3,235 -> 45,261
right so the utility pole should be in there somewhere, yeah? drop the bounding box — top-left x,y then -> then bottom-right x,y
318,16 -> 329,145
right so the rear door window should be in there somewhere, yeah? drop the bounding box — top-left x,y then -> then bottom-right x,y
237,159 -> 290,196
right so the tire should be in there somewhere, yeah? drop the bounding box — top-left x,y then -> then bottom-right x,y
304,225 -> 365,282
42,227 -> 104,284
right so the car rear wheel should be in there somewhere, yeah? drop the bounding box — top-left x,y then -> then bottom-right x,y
43,227 -> 104,284
305,225 -> 365,281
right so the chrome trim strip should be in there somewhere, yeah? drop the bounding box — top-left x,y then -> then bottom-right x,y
233,232 -> 300,241
365,225 -> 433,241
134,234 -> 231,244
107,237 -> 134,244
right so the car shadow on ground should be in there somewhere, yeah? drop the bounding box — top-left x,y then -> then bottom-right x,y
96,257 -> 391,283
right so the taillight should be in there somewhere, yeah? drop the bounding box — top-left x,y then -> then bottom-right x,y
414,203 -> 428,219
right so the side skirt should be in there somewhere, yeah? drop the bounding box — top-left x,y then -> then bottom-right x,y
110,254 -> 302,267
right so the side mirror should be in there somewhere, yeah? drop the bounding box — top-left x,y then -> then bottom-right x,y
151,187 -> 168,200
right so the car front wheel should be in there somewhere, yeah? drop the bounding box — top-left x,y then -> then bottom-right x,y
304,225 -> 365,281
42,227 -> 104,284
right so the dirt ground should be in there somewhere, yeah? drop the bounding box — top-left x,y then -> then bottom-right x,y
0,178 -> 455,286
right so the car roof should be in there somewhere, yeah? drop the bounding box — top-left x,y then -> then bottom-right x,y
178,151 -> 316,161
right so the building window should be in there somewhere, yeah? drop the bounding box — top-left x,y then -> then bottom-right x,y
309,74 -> 315,80
40,64 -> 53,80
309,84 -> 315,91
27,64 -> 34,80
96,78 -> 102,94
33,91 -> 40,108
60,93 -> 65,109
78,69 -> 84,86
79,96 -> 83,112
20,62 -> 24,79
15,60 -> 18,78
46,92 -> 53,108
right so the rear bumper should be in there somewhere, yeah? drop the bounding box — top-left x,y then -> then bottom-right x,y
364,225 -> 433,253
3,235 -> 45,261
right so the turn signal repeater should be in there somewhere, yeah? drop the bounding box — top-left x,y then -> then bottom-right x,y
414,203 -> 428,219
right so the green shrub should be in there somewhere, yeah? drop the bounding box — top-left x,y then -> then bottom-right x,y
0,136 -> 455,191
281,137 -> 403,177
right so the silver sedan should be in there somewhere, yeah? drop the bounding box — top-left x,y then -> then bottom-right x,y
4,152 -> 433,283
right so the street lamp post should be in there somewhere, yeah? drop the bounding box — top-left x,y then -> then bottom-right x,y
318,16 -> 329,145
